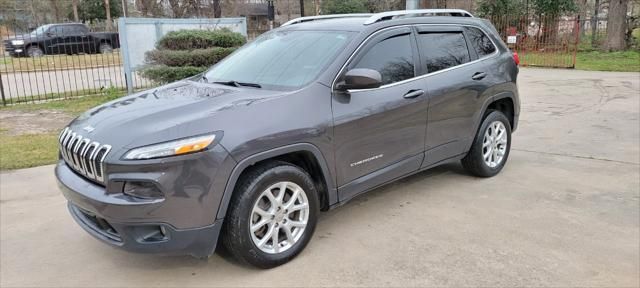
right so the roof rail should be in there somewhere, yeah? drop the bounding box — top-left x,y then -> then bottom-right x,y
281,14 -> 373,27
364,9 -> 474,25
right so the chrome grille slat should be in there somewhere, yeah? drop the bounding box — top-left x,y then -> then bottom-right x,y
58,128 -> 111,185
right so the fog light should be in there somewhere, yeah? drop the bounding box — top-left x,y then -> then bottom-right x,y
123,181 -> 163,199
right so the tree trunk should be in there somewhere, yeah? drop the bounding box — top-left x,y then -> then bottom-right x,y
72,0 -> 79,22
299,0 -> 305,17
604,0 -> 629,51
591,0 -> 600,47
314,0 -> 320,15
105,0 -> 112,31
213,0 -> 221,18
50,0 -> 60,22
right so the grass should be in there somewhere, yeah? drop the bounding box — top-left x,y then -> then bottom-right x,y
0,52 -> 121,73
575,50 -> 640,72
518,50 -> 640,72
0,90 -> 127,170
0,132 -> 60,170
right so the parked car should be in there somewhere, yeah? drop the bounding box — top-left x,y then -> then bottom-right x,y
3,23 -> 119,57
55,9 -> 520,268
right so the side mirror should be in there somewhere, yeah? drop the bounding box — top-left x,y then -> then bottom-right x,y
337,68 -> 382,91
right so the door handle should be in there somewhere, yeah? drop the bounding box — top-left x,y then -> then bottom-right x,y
403,89 -> 424,99
472,72 -> 487,80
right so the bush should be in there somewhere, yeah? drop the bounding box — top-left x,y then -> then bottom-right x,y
145,47 -> 235,67
140,66 -> 208,84
157,29 -> 246,50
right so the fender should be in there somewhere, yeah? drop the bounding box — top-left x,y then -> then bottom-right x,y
463,90 -> 518,153
215,143 -> 336,220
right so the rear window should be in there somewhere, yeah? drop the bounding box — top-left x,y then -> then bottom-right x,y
417,32 -> 470,73
465,27 -> 497,58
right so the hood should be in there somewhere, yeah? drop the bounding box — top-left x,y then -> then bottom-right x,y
6,34 -> 31,41
67,80 -> 282,158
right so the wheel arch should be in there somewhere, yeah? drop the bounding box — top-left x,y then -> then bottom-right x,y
215,143 -> 336,220
478,91 -> 517,131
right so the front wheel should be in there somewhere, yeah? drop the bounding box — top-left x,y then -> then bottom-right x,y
27,45 -> 44,57
221,161 -> 319,268
461,110 -> 512,177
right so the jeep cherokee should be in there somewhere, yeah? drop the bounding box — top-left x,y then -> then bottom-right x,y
56,9 -> 520,268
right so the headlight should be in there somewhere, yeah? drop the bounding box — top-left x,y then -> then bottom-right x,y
123,134 -> 216,160
10,40 -> 24,45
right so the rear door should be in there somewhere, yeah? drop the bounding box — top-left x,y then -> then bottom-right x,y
332,27 -> 428,201
416,25 -> 495,167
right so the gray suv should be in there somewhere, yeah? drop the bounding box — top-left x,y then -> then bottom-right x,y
56,10 -> 520,268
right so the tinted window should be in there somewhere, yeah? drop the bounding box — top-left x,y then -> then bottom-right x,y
418,32 -> 470,73
205,30 -> 353,90
49,26 -> 65,35
466,27 -> 496,57
352,34 -> 414,85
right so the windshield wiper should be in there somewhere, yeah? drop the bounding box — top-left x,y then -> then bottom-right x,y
213,80 -> 262,88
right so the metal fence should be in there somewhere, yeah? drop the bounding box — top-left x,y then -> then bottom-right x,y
0,23 -> 124,105
490,15 -> 580,68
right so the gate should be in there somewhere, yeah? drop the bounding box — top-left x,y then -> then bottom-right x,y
489,15 -> 580,68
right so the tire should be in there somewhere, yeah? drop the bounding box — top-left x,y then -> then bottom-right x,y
98,43 -> 113,54
27,45 -> 44,57
461,110 -> 512,177
221,161 -> 319,268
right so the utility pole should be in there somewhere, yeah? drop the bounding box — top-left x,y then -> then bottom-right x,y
406,0 -> 419,10
299,0 -> 305,17
105,0 -> 112,31
121,0 -> 128,18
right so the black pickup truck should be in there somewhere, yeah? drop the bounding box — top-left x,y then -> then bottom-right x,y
3,23 -> 120,57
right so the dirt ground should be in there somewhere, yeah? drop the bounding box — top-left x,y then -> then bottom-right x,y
1,68 -> 639,287
0,109 -> 72,135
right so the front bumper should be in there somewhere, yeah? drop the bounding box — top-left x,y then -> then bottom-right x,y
55,145 -> 237,258
66,202 -> 222,257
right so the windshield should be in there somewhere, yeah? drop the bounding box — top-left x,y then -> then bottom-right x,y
204,30 -> 354,90
30,24 -> 52,36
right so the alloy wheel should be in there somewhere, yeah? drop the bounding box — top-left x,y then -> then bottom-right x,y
482,120 -> 508,168
249,181 -> 310,254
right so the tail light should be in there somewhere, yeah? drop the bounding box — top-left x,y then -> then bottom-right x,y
512,52 -> 520,66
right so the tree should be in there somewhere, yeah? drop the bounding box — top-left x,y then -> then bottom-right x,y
213,0 -> 221,18
604,0 -> 630,51
530,0 -> 578,41
321,0 -> 367,14
476,0 -> 524,19
77,0 -> 122,22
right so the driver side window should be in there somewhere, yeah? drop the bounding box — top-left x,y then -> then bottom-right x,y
351,33 -> 415,86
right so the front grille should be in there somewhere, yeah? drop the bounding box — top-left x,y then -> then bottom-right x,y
59,127 -> 111,184
3,40 -> 14,52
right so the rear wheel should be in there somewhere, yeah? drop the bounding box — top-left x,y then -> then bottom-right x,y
461,110 -> 512,177
99,43 -> 113,54
27,45 -> 44,57
221,161 -> 319,268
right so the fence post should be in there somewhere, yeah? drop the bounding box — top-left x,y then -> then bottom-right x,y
0,71 -> 6,106
119,17 -> 134,94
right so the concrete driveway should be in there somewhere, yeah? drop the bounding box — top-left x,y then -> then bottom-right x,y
1,68 -> 639,287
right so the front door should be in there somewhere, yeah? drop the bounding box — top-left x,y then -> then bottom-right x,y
332,27 -> 428,201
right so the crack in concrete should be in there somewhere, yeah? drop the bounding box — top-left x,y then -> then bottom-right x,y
513,148 -> 640,166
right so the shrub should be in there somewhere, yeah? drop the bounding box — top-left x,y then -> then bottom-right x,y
140,66 -> 208,84
145,47 -> 235,67
157,29 -> 246,50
